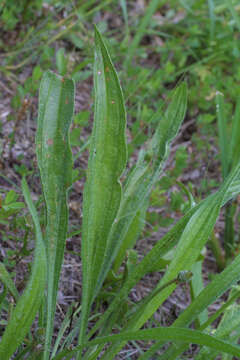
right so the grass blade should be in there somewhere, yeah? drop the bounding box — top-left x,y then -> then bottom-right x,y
226,0 -> 240,31
36,70 -> 74,359
124,0 -> 166,68
0,178 -> 47,359
229,97 -> 240,169
216,91 -> 229,180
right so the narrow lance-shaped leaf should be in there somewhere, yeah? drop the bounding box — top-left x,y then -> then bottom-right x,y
112,200 -> 148,273
94,82 -> 187,297
195,290 -> 240,360
78,26 -> 127,349
146,255 -> 240,359
83,167 -> 240,349
216,91 -> 229,180
0,178 -> 47,359
132,162 -> 240,323
229,97 -> 240,169
36,70 -> 74,359
53,326 -> 240,360
100,162 -> 240,359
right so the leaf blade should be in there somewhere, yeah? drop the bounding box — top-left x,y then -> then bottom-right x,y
0,178 -> 47,359
79,25 -> 127,347
36,70 -> 74,359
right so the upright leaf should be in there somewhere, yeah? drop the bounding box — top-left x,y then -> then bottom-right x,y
36,70 -> 74,359
229,97 -> 240,169
147,255 -> 240,359
53,326 -> 240,359
0,178 -> 47,359
82,166 -> 240,354
0,262 -> 19,301
94,82 -> 187,297
99,163 -> 240,359
216,91 -> 229,180
78,26 -> 127,348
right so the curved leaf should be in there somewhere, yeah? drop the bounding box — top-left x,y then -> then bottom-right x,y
97,162 -> 240,359
36,70 -> 74,359
0,178 -> 47,359
53,327 -> 240,359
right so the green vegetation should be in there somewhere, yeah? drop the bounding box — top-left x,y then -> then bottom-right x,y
1,1 -> 240,359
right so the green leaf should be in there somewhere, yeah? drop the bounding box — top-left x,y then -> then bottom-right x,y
36,70 -> 74,359
126,163 -> 240,327
56,48 -> 68,76
82,169 -> 240,355
216,91 -> 229,180
53,327 -> 240,360
190,260 -> 208,327
0,262 -> 19,301
0,178 -> 47,359
196,288 -> 240,359
5,189 -> 18,204
112,200 -> 148,273
94,82 -> 187,297
229,97 -> 240,169
150,253 -> 240,360
124,0 -> 167,68
2,202 -> 25,210
78,25 -> 127,348
97,163 -> 240,359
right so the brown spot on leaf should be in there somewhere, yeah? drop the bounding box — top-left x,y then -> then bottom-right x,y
47,139 -> 53,145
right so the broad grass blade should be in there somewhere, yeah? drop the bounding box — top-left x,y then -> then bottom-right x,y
0,178 -> 47,359
36,70 -> 74,359
78,25 -> 127,349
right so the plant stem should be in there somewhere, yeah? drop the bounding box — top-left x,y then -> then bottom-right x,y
209,231 -> 225,270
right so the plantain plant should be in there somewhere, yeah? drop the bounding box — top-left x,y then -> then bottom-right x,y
1,26 -> 240,360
